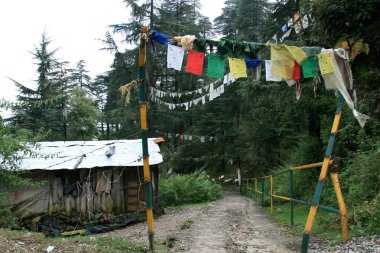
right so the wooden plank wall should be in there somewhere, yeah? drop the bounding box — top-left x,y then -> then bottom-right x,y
9,166 -> 159,222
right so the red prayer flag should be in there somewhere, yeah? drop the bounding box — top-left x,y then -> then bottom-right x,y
292,62 -> 301,80
186,50 -> 204,76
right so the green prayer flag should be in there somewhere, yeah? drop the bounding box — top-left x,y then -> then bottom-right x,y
302,55 -> 318,78
207,55 -> 225,79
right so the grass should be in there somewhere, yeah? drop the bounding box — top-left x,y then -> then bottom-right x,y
180,219 -> 194,230
265,202 -> 346,245
61,236 -> 147,253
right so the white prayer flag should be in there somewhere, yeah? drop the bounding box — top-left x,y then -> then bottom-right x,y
167,44 -> 184,71
223,73 -> 236,85
209,92 -> 214,101
265,60 -> 282,82
302,15 -> 309,29
280,29 -> 292,42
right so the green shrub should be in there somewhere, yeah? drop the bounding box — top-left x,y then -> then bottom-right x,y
159,171 -> 222,207
341,149 -> 380,234
0,193 -> 20,229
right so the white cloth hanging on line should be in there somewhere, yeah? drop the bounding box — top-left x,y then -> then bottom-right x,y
167,44 -> 184,71
320,48 -> 369,127
265,60 -> 282,82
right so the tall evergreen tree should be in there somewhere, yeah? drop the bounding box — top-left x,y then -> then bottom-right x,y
214,0 -> 239,39
11,33 -> 67,140
236,0 -> 270,41
69,60 -> 91,90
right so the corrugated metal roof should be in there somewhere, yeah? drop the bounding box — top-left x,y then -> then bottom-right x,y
18,138 -> 163,171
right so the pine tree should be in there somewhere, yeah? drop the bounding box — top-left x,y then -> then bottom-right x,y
69,60 -> 92,90
236,0 -> 270,41
11,33 -> 67,140
214,0 -> 239,39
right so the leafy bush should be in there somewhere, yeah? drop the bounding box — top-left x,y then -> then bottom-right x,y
341,149 -> 380,234
0,193 -> 19,229
159,171 -> 222,207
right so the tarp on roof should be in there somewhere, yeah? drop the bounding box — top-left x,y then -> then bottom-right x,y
18,138 -> 163,171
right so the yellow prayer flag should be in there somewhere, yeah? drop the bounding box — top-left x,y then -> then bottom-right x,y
271,44 -> 294,80
318,51 -> 335,75
228,58 -> 247,79
285,45 -> 307,64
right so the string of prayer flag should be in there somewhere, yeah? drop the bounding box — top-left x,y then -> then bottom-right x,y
156,31 -> 368,127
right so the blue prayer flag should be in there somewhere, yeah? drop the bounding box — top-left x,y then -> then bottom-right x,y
245,59 -> 262,69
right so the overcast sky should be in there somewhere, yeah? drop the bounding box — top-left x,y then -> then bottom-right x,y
0,0 -> 224,115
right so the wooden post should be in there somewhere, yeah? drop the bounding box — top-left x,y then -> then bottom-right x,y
139,26 -> 155,252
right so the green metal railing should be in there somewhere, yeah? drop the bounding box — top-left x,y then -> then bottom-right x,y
241,160 -> 348,251
240,94 -> 348,253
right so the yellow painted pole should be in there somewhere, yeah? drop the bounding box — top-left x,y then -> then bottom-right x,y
270,175 -> 274,212
291,160 -> 334,171
255,178 -> 258,201
138,26 -> 155,252
330,167 -> 348,242
251,178 -> 255,196
301,95 -> 344,252
271,194 -> 291,201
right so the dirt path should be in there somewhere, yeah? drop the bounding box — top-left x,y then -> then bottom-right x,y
110,190 -> 299,252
